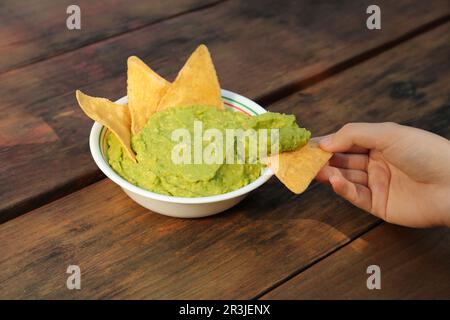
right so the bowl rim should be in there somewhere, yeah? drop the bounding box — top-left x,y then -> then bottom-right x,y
89,89 -> 274,204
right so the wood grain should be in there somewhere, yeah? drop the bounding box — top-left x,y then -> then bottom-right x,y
261,224 -> 450,299
1,23 -> 449,298
0,0 -> 222,73
0,179 -> 378,299
266,23 -> 450,140
1,0 -> 449,222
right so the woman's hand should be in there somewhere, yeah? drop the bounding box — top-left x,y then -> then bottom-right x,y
315,122 -> 450,228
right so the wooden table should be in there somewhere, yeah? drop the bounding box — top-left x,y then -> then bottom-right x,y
1,0 -> 449,299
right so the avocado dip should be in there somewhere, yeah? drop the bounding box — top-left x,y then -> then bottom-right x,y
106,105 -> 310,197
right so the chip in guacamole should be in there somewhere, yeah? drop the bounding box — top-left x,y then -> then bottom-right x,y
75,45 -> 331,197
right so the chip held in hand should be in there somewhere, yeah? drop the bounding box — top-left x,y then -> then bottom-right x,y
269,141 -> 332,194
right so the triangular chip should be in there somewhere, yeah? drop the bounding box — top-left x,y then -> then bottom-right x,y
127,56 -> 170,134
75,90 -> 136,162
269,141 -> 332,194
157,44 -> 223,111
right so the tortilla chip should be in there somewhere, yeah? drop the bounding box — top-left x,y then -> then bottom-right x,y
157,44 -> 223,111
75,90 -> 136,162
269,141 -> 332,194
127,56 -> 170,134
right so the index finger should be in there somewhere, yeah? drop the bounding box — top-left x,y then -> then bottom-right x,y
311,135 -> 368,154
318,122 -> 401,153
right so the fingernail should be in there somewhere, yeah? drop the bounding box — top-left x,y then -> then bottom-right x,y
319,134 -> 333,147
329,175 -> 338,184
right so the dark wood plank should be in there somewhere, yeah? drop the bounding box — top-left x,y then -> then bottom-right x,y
265,24 -> 450,140
0,0 -> 222,73
0,180 -> 377,299
262,224 -> 450,299
1,0 -> 448,222
1,23 -> 449,299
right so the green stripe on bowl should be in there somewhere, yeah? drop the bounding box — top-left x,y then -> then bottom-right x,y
223,96 -> 258,115
99,126 -> 105,159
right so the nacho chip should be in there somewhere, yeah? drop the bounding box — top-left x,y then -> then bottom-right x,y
127,56 -> 170,134
75,90 -> 136,162
157,44 -> 223,111
269,141 -> 332,194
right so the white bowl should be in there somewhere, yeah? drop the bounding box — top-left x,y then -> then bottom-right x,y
89,89 -> 274,218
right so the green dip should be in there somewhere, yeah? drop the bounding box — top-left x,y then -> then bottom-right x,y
107,105 -> 310,197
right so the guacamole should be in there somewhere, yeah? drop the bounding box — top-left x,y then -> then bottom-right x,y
107,105 -> 310,197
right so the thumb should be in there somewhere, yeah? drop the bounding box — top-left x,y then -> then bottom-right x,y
319,122 -> 400,153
